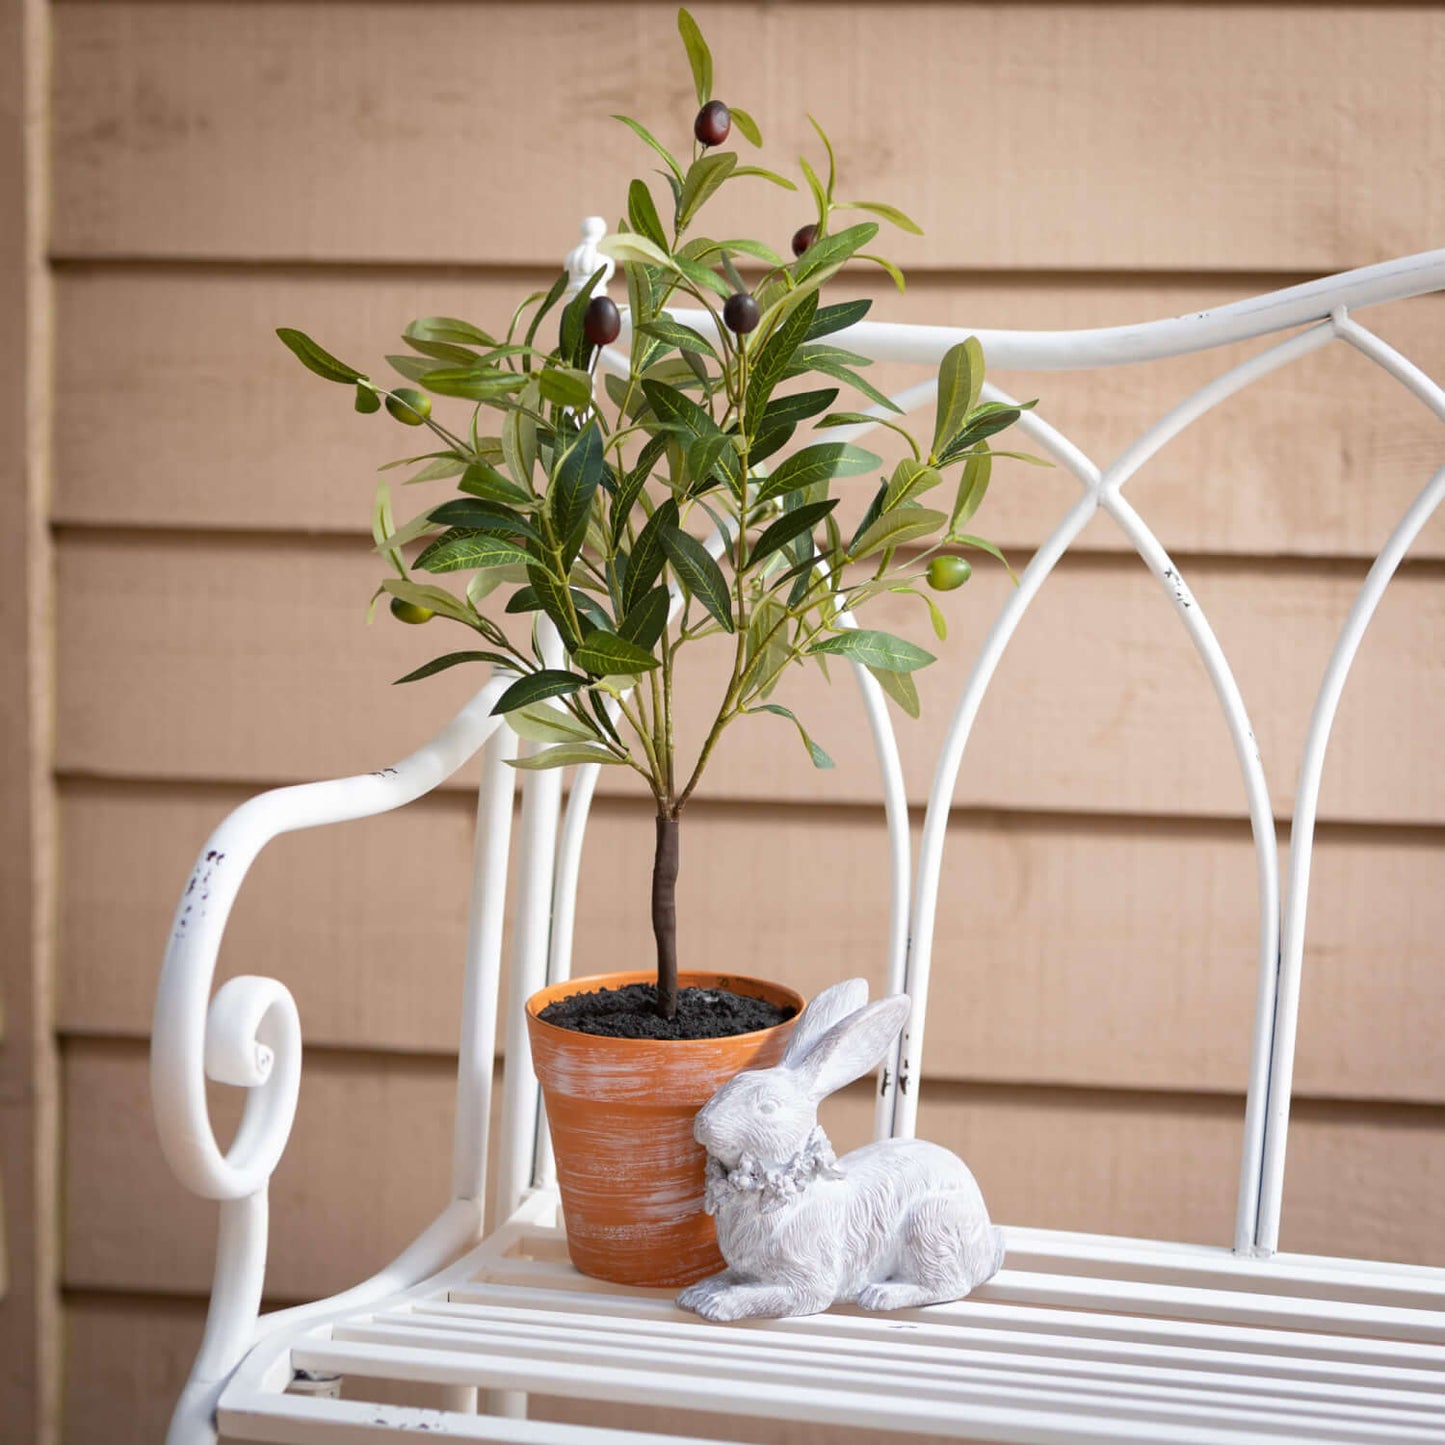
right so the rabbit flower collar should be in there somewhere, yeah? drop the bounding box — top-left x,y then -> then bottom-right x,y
703,1126 -> 843,1215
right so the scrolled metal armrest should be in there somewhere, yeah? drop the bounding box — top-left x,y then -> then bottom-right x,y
150,677 -> 511,1202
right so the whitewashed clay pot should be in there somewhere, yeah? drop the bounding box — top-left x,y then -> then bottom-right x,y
678,978 -> 1004,1320
526,969 -> 804,1288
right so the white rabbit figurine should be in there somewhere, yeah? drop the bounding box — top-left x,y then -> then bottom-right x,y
677,978 -> 1004,1321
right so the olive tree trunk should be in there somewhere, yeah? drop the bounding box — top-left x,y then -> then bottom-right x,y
651,811 -> 680,1019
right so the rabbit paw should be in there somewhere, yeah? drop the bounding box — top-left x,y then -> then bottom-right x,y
857,1280 -> 955,1311
686,1287 -> 757,1322
683,1280 -> 828,1321
676,1271 -> 743,1316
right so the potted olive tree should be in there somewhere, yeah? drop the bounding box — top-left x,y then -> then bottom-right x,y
278,8 -> 1034,1287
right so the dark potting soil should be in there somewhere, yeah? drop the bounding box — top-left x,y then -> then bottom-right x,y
539,983 -> 795,1041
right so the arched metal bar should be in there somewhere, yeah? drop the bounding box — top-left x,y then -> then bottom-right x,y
667,249 -> 1445,371
896,320 -> 1341,1244
1102,490 -> 1280,1253
547,764 -> 603,994
530,753 -> 603,1196
451,722 -> 520,1209
1254,314 -> 1445,1255
817,372 -> 1101,1133
896,408 -> 1104,1141
825,607 -> 914,1143
1100,323 -> 1337,496
1089,320 -> 1336,1251
496,623 -> 567,1221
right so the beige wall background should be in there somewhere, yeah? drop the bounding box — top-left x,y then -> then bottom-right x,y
2,1 -> 1443,1440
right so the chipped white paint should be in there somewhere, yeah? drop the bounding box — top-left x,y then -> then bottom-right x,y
153,244 -> 1445,1441
680,981 -> 1002,1321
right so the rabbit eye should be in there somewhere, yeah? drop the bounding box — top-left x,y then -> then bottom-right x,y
759,1100 -> 778,1116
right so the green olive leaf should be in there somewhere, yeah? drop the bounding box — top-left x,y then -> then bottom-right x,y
676,7 -> 713,104
932,336 -> 986,458
506,702 -> 600,745
949,449 -> 992,532
754,442 -> 880,503
612,115 -> 684,182
848,507 -> 948,561
627,179 -> 669,253
492,670 -> 587,714
414,531 -> 534,575
729,106 -> 762,147
509,743 -> 625,770
729,165 -> 798,192
404,316 -> 496,348
573,630 -> 662,677
660,526 -> 734,633
865,664 -> 921,718
838,200 -> 924,235
393,651 -> 514,686
807,628 -> 936,672
748,703 -> 834,769
276,328 -> 363,384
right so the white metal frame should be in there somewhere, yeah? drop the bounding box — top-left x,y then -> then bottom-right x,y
151,238 -> 1445,1443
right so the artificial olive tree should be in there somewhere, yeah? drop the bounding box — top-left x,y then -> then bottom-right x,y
279,8 -> 1036,1021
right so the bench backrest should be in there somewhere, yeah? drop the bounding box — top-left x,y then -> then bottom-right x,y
151,244 -> 1445,1285
498,244 -> 1445,1258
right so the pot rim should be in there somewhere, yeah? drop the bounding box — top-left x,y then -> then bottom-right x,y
525,969 -> 805,1049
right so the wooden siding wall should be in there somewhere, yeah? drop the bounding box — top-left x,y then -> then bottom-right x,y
43,2 -> 1445,1439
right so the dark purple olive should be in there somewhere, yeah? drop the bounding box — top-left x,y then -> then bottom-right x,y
723,291 -> 760,335
583,295 -> 621,347
694,100 -> 731,148
790,223 -> 818,258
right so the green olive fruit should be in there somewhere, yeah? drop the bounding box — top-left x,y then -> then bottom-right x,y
385,388 -> 432,425
926,555 -> 972,591
389,596 -> 435,624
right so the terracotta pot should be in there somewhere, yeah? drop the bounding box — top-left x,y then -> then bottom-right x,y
526,969 -> 803,1288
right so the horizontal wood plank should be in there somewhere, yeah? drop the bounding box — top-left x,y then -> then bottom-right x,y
64,1296 -> 210,1445
64,1042 -> 466,1303
54,532 -> 1445,822
58,782 -> 1445,1103
51,4 -> 1445,271
63,1042 -> 1445,1303
52,265 -> 1445,559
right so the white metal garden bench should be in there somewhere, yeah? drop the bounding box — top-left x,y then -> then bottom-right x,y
151,237 -> 1445,1444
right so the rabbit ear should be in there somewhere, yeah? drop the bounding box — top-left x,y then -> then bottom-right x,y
782,978 -> 871,1069
793,994 -> 911,1101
